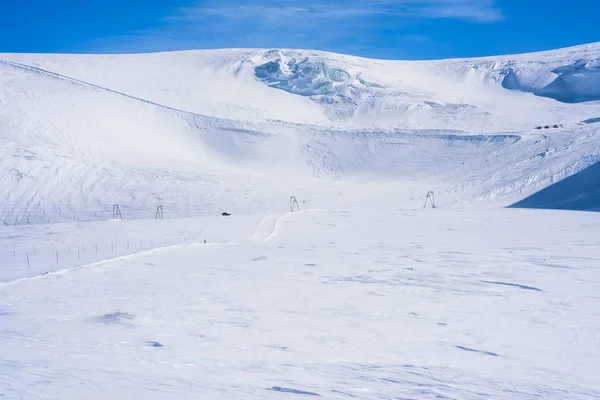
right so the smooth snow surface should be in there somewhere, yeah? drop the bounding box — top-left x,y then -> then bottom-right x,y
1,43 -> 600,398
1,209 -> 600,399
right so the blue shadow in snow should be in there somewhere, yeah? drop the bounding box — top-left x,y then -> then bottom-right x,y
583,117 -> 600,124
481,280 -> 542,292
456,346 -> 498,357
509,160 -> 600,212
268,387 -> 321,396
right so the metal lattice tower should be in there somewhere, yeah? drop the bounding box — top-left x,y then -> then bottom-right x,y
423,191 -> 436,209
545,135 -> 557,153
112,204 -> 123,220
290,196 -> 300,212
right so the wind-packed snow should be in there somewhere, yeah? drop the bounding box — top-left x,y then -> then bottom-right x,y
1,209 -> 599,399
1,42 -> 600,399
502,58 -> 600,103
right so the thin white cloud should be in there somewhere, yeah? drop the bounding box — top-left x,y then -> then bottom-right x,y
172,0 -> 503,23
82,0 -> 503,57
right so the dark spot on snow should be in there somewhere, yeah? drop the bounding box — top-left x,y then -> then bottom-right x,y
252,256 -> 267,261
94,312 -> 135,325
305,263 -> 316,267
437,322 -> 447,326
146,341 -> 164,348
216,320 -> 251,328
456,346 -> 498,357
481,280 -> 542,292
268,387 -> 321,396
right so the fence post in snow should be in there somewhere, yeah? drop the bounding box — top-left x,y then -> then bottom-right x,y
26,253 -> 30,269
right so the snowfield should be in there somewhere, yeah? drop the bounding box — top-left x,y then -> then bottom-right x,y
2,209 -> 599,399
1,42 -> 600,399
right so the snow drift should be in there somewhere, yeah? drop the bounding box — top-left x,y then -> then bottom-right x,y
501,59 -> 600,103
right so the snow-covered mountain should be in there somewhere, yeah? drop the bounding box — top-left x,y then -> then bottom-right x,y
2,43 -> 600,400
0,43 -> 599,224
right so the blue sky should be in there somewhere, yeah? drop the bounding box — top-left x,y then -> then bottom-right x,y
1,0 -> 598,59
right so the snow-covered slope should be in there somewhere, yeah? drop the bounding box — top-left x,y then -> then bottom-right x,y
2,208 -> 600,399
2,43 -> 600,400
3,43 -> 600,130
1,43 -> 600,225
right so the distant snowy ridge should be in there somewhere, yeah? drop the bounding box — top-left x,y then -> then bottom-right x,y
252,43 -> 600,123
3,42 -> 599,130
0,43 -> 600,224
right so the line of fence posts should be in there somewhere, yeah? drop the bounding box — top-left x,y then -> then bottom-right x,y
10,234 -> 210,270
